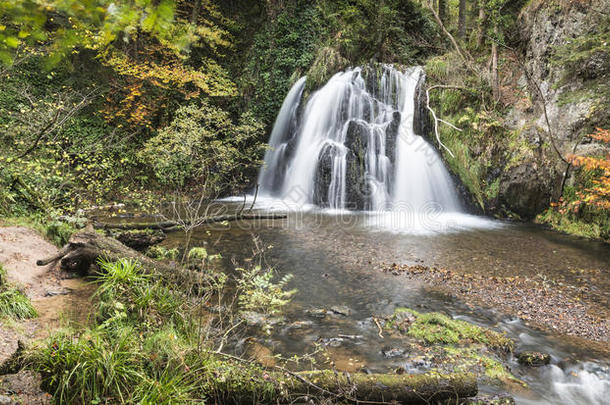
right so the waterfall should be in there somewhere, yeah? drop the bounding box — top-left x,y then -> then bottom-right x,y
258,65 -> 461,213
258,76 -> 307,194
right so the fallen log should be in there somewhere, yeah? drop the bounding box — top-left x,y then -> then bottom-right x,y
93,213 -> 288,232
36,231 -> 202,285
218,369 -> 477,404
94,221 -> 179,231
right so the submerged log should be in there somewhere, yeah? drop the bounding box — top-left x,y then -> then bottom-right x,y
220,370 -> 477,404
36,231 -> 202,285
112,229 -> 166,251
94,213 -> 288,232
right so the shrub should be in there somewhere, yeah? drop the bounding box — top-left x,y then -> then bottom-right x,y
43,220 -> 77,247
138,102 -> 265,192
187,247 -> 208,262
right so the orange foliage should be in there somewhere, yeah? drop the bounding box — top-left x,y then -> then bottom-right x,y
559,128 -> 610,214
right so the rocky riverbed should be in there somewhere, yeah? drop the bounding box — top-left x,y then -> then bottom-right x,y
383,263 -> 609,347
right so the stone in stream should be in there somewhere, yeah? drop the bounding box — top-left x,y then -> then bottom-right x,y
43,288 -> 70,297
318,337 -> 344,348
241,311 -> 286,328
517,351 -> 551,367
286,320 -> 314,329
356,317 -> 376,330
306,308 -> 327,318
0,396 -> 13,405
112,229 -> 166,251
329,305 -> 352,316
280,320 -> 314,336
404,354 -> 432,371
245,341 -> 276,367
381,347 -> 406,358
392,309 -> 416,332
464,394 -> 516,404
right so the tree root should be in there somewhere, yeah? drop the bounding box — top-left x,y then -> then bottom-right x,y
36,231 -> 203,285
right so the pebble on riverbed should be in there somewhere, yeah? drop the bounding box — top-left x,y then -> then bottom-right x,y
306,308 -> 327,318
329,305 -> 352,316
464,394 -> 516,404
381,347 -> 406,358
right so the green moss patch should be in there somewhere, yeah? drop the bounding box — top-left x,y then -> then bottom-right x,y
386,308 -> 513,352
441,347 -> 525,387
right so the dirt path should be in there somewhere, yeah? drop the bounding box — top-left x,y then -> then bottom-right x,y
0,226 -> 94,405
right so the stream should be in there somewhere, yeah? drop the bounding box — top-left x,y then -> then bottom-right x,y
156,199 -> 610,404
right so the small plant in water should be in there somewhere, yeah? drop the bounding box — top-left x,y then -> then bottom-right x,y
187,247 -> 222,268
236,265 -> 297,315
188,247 -> 208,261
146,245 -> 179,261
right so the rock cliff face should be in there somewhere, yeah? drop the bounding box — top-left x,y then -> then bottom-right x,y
498,0 -> 609,218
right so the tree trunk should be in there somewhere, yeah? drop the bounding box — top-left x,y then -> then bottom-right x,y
438,0 -> 447,24
477,4 -> 486,48
190,0 -> 200,24
220,370 -> 478,404
458,0 -> 467,39
491,28 -> 499,101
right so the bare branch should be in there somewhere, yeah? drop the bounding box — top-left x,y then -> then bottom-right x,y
427,4 -> 482,80
248,184 -> 259,211
438,119 -> 463,132
14,87 -> 100,160
424,85 -> 473,158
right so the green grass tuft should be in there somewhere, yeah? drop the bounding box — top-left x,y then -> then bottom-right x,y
0,289 -> 37,320
537,207 -> 609,241
0,264 -> 37,320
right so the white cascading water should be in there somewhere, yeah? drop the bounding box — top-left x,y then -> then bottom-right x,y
516,362 -> 610,405
258,76 -> 307,193
391,68 -> 460,212
259,65 -> 461,215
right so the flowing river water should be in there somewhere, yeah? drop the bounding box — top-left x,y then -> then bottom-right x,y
153,200 -> 610,405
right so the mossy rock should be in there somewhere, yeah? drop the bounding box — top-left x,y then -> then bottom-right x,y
439,346 -> 525,387
517,351 -> 551,367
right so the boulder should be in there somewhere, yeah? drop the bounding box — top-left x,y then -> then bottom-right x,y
313,144 -> 336,207
344,121 -> 370,210
498,162 -> 558,219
